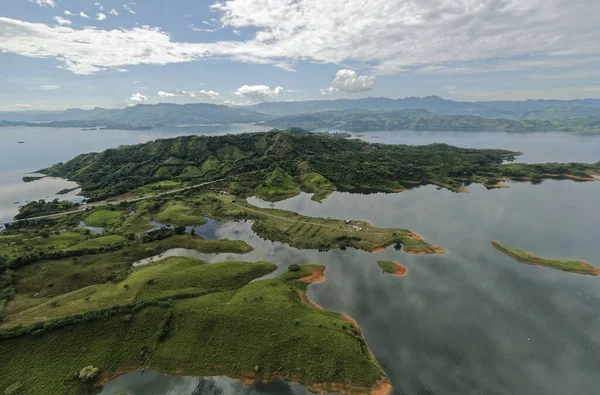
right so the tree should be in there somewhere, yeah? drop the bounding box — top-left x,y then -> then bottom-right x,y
78,366 -> 99,381
174,226 -> 186,235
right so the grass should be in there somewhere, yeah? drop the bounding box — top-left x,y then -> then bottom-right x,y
193,194 -> 444,254
153,201 -> 206,226
134,181 -> 182,195
5,258 -> 273,327
255,167 -> 301,202
199,156 -> 221,177
301,172 -> 335,203
6,235 -> 254,318
179,165 -> 204,178
66,235 -> 129,251
491,241 -> 599,275
0,231 -> 87,259
0,264 -> 387,395
376,261 -> 407,276
83,209 -> 124,228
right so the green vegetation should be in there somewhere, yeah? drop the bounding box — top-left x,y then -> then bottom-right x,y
255,167 -> 301,201
301,172 -> 335,202
14,199 -> 80,220
83,209 -> 124,228
21,176 -> 45,183
153,201 -> 206,226
134,180 -> 182,195
41,130 -> 600,200
376,261 -> 407,276
264,109 -> 600,133
491,241 -> 599,276
0,263 -> 387,395
56,187 -> 79,195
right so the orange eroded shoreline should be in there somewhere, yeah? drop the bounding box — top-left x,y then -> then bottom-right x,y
299,266 -> 326,283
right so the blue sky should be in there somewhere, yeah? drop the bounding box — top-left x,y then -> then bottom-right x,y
1,0 -> 600,110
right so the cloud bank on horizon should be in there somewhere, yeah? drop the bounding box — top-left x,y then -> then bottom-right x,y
2,0 -> 600,109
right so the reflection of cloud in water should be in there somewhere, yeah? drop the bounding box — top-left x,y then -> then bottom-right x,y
98,370 -> 314,395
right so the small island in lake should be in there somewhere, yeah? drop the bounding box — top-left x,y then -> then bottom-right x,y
491,241 -> 599,276
377,261 -> 408,276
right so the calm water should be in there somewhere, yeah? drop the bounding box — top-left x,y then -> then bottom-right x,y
1,126 -> 600,395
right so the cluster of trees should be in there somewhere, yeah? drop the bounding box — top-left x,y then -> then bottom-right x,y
14,199 -> 80,220
40,130 -> 600,200
0,256 -> 15,321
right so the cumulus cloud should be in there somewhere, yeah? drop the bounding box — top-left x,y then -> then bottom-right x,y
29,0 -> 56,7
321,69 -> 374,94
97,13 -> 107,21
122,4 -> 136,14
235,85 -> 284,101
108,9 -> 119,16
129,92 -> 147,102
64,10 -> 74,16
3,0 -> 600,76
79,12 -> 90,19
40,84 -> 60,90
53,16 -> 71,26
94,2 -> 104,11
157,89 -> 220,100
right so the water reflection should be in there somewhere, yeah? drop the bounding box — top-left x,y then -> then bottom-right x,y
97,370 -> 315,395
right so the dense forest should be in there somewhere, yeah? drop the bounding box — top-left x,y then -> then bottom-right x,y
264,110 -> 600,133
41,130 -> 600,200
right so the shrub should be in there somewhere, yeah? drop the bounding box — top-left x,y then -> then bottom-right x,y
288,264 -> 300,272
78,366 -> 99,381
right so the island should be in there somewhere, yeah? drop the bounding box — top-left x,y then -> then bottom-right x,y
377,261 -> 408,276
491,241 -> 600,276
39,129 -> 600,201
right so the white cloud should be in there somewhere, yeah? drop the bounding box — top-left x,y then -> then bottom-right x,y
29,0 -> 56,8
321,69 -> 375,94
157,89 -> 220,100
129,92 -> 147,102
40,84 -> 60,90
3,0 -> 600,77
190,25 -> 218,33
53,16 -> 71,26
79,12 -> 90,19
122,4 -> 136,14
95,2 -> 104,11
64,10 -> 74,16
235,85 -> 284,101
108,9 -> 119,16
97,13 -> 107,21
11,104 -> 31,109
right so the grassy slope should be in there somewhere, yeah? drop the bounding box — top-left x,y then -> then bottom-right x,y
255,168 -> 301,202
5,258 -> 275,327
153,201 -> 206,226
0,264 -> 386,395
66,235 -> 128,251
300,172 -> 335,203
6,235 -> 253,319
0,231 -> 87,259
83,209 -> 124,228
377,261 -> 399,274
491,241 -> 599,275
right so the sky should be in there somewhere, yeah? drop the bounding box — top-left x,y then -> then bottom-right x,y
1,0 -> 600,110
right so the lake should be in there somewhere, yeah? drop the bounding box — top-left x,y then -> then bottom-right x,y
1,125 -> 600,395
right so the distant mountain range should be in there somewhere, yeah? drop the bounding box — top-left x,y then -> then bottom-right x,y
1,97 -> 600,131
263,109 -> 600,133
0,103 -> 269,126
248,96 -> 600,120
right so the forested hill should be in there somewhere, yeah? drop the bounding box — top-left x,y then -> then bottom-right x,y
42,130 -> 600,201
263,109 -> 600,133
